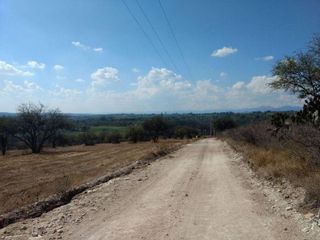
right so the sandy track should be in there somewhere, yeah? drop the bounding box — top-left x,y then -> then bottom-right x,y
1,139 -> 317,239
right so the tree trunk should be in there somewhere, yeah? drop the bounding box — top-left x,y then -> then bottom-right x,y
31,143 -> 42,154
32,148 -> 41,154
0,136 -> 7,156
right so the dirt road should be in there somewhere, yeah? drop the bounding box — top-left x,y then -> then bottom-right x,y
1,139 -> 318,239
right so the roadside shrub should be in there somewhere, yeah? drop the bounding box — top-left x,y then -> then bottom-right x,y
106,132 -> 121,144
53,133 -> 70,147
225,123 -> 273,148
225,121 -> 320,206
80,132 -> 97,146
97,131 -> 109,143
278,124 -> 320,165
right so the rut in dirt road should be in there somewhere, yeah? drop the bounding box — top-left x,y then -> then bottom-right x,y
66,139 -> 308,240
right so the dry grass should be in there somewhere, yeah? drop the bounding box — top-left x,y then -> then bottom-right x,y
228,139 -> 320,207
0,140 -> 188,215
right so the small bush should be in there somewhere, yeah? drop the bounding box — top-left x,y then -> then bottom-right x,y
126,126 -> 149,143
106,132 -> 121,144
80,132 -> 97,146
225,123 -> 273,147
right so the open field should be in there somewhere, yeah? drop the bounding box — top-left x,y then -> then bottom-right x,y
0,140 -> 187,215
89,125 -> 128,134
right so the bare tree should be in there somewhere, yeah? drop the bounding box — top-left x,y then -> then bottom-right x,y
15,103 -> 69,153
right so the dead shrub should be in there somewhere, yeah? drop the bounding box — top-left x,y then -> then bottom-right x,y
225,122 -> 320,206
302,172 -> 320,207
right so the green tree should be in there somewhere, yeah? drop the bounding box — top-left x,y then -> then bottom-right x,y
142,116 -> 169,142
126,125 -> 147,143
270,35 -> 320,126
213,118 -> 236,134
174,126 -> 198,139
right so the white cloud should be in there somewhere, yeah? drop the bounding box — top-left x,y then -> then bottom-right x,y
0,63 -> 301,113
219,72 -> 227,78
91,67 -> 119,88
2,80 -> 41,94
211,47 -> 238,57
232,81 -> 245,90
23,80 -> 42,91
132,68 -> 140,73
246,75 -> 278,94
27,60 -> 45,69
0,60 -> 33,77
255,55 -> 274,61
53,65 -> 64,71
72,41 -> 103,53
82,70 -> 299,113
75,78 -> 85,83
134,67 -> 191,97
93,48 -> 103,53
50,86 -> 82,98
72,41 -> 89,51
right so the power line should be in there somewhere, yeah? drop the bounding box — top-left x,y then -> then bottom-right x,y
121,0 -> 169,68
135,0 -> 180,73
158,0 -> 194,80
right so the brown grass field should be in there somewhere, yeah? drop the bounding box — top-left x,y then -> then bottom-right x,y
227,139 -> 320,207
0,140 -> 187,215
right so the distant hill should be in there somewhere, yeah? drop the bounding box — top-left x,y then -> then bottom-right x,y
232,106 -> 301,113
0,106 -> 301,117
0,112 -> 16,117
174,106 -> 302,114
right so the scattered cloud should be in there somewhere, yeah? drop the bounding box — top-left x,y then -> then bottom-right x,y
93,48 -> 103,53
75,78 -> 85,83
211,47 -> 238,57
134,67 -> 191,97
132,68 -> 140,73
50,86 -> 82,98
2,80 -> 41,93
53,65 -> 64,71
232,81 -> 245,90
91,67 -> 119,88
255,55 -> 274,61
72,41 -> 103,53
71,41 -> 90,51
26,60 -> 45,69
246,75 -> 278,94
219,72 -> 227,78
0,60 -> 33,77
0,63 -> 301,113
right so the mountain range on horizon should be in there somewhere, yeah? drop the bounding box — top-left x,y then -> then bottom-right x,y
0,105 -> 302,116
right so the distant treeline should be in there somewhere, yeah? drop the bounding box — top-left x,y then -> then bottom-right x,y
0,102 -> 293,155
68,111 -> 287,134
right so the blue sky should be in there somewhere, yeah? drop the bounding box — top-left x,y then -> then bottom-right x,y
0,0 -> 319,113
